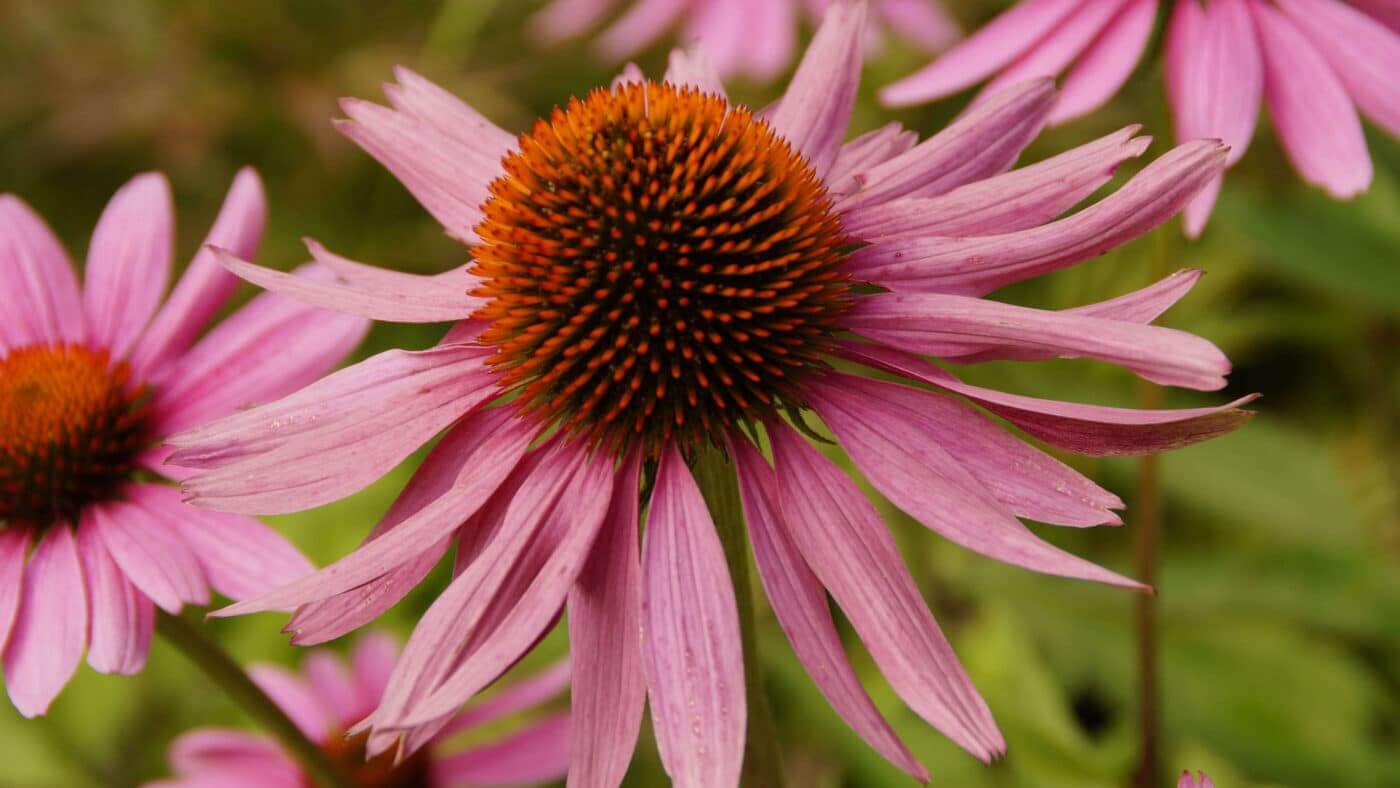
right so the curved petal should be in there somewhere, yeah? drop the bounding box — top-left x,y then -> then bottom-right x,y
769,0 -> 866,178
641,445 -> 745,788
1168,0 -> 1262,166
1278,0 -> 1400,137
769,423 -> 1004,761
734,441 -> 927,780
1052,0 -> 1158,125
168,729 -> 299,784
0,195 -> 83,348
131,167 -> 266,379
432,713 -> 571,786
825,122 -> 919,197
154,494 -> 315,603
383,67 -> 516,162
248,665 -> 331,743
453,660 -> 571,732
97,492 -> 208,613
0,529 -> 29,655
82,172 -> 174,360
77,515 -> 153,674
3,526 -> 86,717
977,0 -> 1126,99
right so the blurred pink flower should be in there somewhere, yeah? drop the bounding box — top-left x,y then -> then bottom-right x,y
1179,770 -> 1216,788
172,4 -> 1253,784
0,170 -> 368,717
881,0 -> 1400,236
530,0 -> 960,80
148,633 -> 570,788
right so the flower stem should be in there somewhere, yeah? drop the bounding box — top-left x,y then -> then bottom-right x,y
155,611 -> 352,788
693,447 -> 787,788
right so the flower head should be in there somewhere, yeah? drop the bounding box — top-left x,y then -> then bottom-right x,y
176,3 -> 1255,783
880,0 -> 1400,235
0,170 -> 368,716
148,633 -> 570,788
1179,770 -> 1216,788
531,0 -> 960,81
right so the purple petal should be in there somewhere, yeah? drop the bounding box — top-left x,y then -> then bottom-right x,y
768,0 -> 866,178
82,173 -> 174,361
875,0 -> 961,53
1167,0 -> 1262,165
1052,0 -> 1158,125
734,441 -> 928,780
302,650 -> 363,728
1252,0 -> 1372,197
841,125 -> 1149,240
879,0 -> 1081,106
825,122 -> 920,198
131,167 -> 266,379
285,546 -> 445,646
249,665 -> 331,742
977,0 -> 1126,100
0,194 -> 84,348
733,0 -> 798,80
847,139 -> 1228,295
98,490 -> 209,613
768,423 -> 1004,761
351,632 -> 399,710
77,515 -> 153,674
837,341 -> 1258,456
641,445 -> 745,788
453,660 -> 571,732
168,729 -> 299,783
3,526 -> 87,717
0,529 -> 29,655
567,453 -> 646,788
1278,0 -> 1400,137
156,494 -> 315,602
432,713 -> 571,786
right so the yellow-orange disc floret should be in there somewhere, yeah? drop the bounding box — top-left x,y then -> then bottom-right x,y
471,81 -> 852,456
0,344 -> 150,526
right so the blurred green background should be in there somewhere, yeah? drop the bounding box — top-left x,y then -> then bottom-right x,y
1,1 -> 1397,786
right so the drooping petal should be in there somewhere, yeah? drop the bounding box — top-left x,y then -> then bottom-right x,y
432,714 -> 571,786
879,0 -> 1082,106
733,441 -> 927,781
3,526 -> 87,717
1278,0 -> 1400,137
0,529 -> 29,655
848,291 -> 1231,391
567,453 -> 646,788
663,47 -> 727,97
248,665 -> 331,743
837,341 -> 1258,456
0,195 -> 84,348
641,445 -> 745,788
847,140 -> 1228,295
168,729 -> 300,786
1252,0 -> 1372,198
1052,0 -> 1158,125
841,125 -> 1149,240
840,79 -> 1057,211
77,514 -> 153,674
130,167 -> 266,379
768,423 -> 1004,761
285,546 -> 446,646
97,491 -> 208,613
82,172 -> 174,360
977,0 -> 1125,100
768,0 -> 866,178
212,408 -> 533,618
1169,0 -> 1262,162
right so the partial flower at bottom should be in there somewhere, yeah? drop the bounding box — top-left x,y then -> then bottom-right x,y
0,170 -> 368,717
171,3 -> 1256,785
146,633 -> 570,788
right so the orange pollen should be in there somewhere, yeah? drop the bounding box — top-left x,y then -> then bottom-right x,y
0,343 -> 151,527
470,80 -> 852,456
316,729 -> 430,788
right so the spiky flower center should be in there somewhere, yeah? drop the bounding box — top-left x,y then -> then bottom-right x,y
471,81 -> 852,456
0,344 -> 150,527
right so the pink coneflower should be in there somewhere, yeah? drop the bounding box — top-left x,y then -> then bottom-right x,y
173,4 -> 1255,783
1179,770 -> 1215,788
880,0 -> 1400,236
530,0 -> 960,81
149,633 -> 570,788
0,170 -> 367,717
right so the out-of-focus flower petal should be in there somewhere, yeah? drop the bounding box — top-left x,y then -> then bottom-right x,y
2,526 -> 86,718
1053,0 -> 1158,125
769,0 -> 866,178
0,195 -> 84,349
1279,0 -> 1400,136
432,714 -> 571,786
82,173 -> 173,361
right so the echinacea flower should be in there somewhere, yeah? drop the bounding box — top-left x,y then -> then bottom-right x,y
1179,770 -> 1215,788
173,4 -> 1255,784
530,0 -> 960,81
0,170 -> 367,717
148,633 -> 570,788
880,0 -> 1400,235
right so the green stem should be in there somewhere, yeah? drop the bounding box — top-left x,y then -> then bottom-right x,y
693,447 -> 787,788
155,612 -> 352,788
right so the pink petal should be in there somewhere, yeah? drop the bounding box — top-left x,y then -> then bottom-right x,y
612,62 -> 647,88
641,445 -> 745,788
383,66 -> 516,163
213,408 -> 533,617
351,632 -> 400,710
158,499 -> 315,603
130,167 -> 266,379
1278,0 -> 1400,137
168,729 -> 299,784
840,79 -> 1057,211
1349,0 -> 1400,31
847,291 -> 1231,390
814,373 -> 1124,526
977,0 -> 1126,100
735,0 -> 798,80
1167,0 -> 1262,165
153,263 -> 369,436
1052,0 -> 1158,125
811,376 -> 1141,588
733,441 -> 927,781
768,0 -> 866,178
825,122 -> 920,197
596,0 -> 688,61
837,341 -> 1259,456
768,423 -> 1004,761
681,0 -> 750,80
875,0 -> 961,53
841,125 -> 1149,240
173,344 -> 496,515
3,526 -> 87,717
432,713 -> 572,786
82,172 -> 174,360
249,665 -> 331,743
878,0 -> 1082,106
567,453 -> 646,788
448,661 -> 571,736
0,195 -> 84,348
97,490 -> 209,613
663,47 -> 727,96
1252,0 -> 1372,197
77,514 -> 153,674
1181,173 -> 1223,240
302,650 -> 363,728
285,546 -> 445,646
530,0 -> 616,42
847,139 -> 1228,296
0,529 -> 29,655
